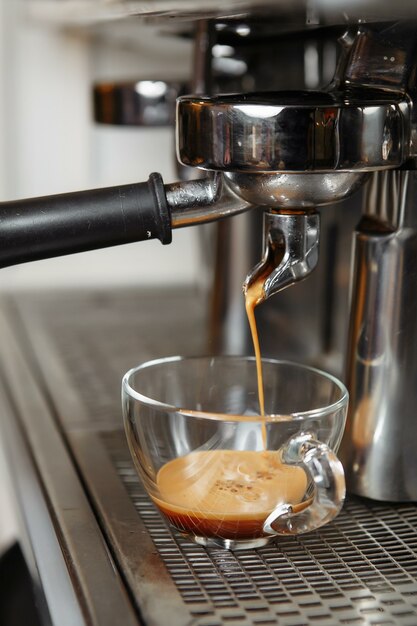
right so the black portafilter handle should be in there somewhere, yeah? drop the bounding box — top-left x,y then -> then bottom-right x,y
0,172 -> 171,268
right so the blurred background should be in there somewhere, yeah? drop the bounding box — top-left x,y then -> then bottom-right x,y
0,0 -> 199,289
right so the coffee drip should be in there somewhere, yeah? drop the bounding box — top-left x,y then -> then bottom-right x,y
244,275 -> 266,416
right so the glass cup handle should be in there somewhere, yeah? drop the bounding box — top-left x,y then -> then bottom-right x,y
263,432 -> 346,536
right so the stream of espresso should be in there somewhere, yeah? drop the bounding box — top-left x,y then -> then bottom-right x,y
244,274 -> 266,418
244,271 -> 269,453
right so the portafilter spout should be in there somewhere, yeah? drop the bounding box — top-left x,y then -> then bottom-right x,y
244,210 -> 320,305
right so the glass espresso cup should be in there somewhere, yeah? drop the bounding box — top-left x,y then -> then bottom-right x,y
122,356 -> 348,550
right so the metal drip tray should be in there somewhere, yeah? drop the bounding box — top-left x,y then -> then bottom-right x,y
102,429 -> 417,626
1,288 -> 417,626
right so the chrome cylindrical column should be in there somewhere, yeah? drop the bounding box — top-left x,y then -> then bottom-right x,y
341,170 -> 417,501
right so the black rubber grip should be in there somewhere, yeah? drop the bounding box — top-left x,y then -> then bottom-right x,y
0,172 -> 171,268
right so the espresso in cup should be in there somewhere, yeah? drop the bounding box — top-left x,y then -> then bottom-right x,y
153,449 -> 307,539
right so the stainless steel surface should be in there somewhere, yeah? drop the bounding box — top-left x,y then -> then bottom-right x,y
191,20 -> 214,97
166,174 -> 252,228
0,339 -> 82,626
93,79 -> 187,126
224,172 -> 367,209
245,210 -> 320,301
207,211 -> 261,355
3,288 -> 417,625
341,170 -> 417,502
336,23 -> 417,165
0,299 -> 139,625
69,429 -> 193,626
177,92 -> 406,173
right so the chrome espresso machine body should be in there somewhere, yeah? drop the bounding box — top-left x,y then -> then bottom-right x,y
2,12 -> 417,503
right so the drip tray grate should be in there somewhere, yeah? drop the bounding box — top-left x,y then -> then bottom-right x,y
102,431 -> 417,626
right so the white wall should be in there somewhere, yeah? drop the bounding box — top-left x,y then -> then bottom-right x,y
0,2 -> 200,289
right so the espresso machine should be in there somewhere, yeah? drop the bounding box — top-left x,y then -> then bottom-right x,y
2,3 -> 417,625
1,13 -> 416,503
